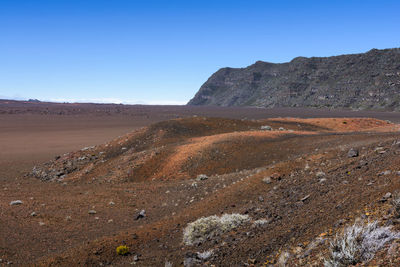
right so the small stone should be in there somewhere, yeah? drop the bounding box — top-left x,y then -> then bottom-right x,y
10,200 -> 23,205
316,171 -> 325,178
135,209 -> 146,220
381,192 -> 392,202
88,210 -> 97,215
304,163 -> 310,170
109,201 -> 115,205
379,170 -> 391,176
196,174 -> 209,181
39,221 -> 45,226
357,160 -> 368,168
262,177 -> 271,184
260,125 -> 272,131
301,194 -> 310,202
319,178 -> 327,183
258,196 -> 264,202
347,148 -> 359,158
30,212 -> 37,217
278,127 -> 285,131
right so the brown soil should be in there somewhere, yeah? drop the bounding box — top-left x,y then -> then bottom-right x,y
2,101 -> 400,266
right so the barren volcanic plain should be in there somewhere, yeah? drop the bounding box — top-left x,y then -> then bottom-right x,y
3,100 -> 400,266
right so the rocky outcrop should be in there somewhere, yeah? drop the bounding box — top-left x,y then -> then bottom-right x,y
188,48 -> 400,110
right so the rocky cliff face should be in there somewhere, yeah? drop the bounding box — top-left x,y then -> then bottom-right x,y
188,48 -> 400,110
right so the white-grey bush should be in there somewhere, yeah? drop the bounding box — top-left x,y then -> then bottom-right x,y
183,213 -> 250,245
252,219 -> 270,227
324,221 -> 400,267
197,249 -> 214,260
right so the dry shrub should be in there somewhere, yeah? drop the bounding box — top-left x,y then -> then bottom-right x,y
324,221 -> 400,267
183,213 -> 250,245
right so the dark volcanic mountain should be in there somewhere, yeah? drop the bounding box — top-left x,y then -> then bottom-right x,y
188,48 -> 400,110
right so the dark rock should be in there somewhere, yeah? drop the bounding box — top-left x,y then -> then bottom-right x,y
135,209 -> 146,220
196,174 -> 208,181
347,148 -> 359,158
188,48 -> 400,110
381,192 -> 392,202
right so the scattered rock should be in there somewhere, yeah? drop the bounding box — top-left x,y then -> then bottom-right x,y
379,170 -> 391,176
270,173 -> 282,180
381,192 -> 392,202
260,125 -> 272,131
196,174 -> 209,181
30,212 -> 37,217
301,194 -> 310,202
347,148 -> 359,157
357,160 -> 368,168
304,163 -> 310,170
262,177 -> 272,184
88,210 -> 97,215
319,178 -> 327,183
136,209 -> 146,220
109,201 -> 115,205
316,171 -> 325,178
10,200 -> 23,206
334,219 -> 346,228
258,196 -> 264,202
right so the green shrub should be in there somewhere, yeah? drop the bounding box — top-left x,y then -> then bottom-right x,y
116,245 -> 129,255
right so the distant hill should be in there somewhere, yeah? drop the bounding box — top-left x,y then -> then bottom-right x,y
188,48 -> 400,110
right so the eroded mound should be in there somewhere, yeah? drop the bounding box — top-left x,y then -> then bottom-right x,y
30,117 -> 396,183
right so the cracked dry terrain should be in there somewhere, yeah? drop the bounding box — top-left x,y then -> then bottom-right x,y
4,113 -> 400,266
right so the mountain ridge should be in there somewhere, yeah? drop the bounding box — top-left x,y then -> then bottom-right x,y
188,48 -> 400,110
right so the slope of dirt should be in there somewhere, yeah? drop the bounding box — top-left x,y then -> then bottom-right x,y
3,115 -> 400,266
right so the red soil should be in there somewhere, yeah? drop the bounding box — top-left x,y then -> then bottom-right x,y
2,102 -> 400,266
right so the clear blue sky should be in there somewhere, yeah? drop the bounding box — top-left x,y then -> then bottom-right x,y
1,0 -> 399,104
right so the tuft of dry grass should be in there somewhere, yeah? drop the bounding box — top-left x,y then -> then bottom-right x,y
324,220 -> 400,267
183,213 -> 250,246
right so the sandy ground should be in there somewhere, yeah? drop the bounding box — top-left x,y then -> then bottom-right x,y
2,101 -> 400,266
